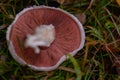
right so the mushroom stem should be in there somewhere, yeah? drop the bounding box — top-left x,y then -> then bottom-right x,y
24,24 -> 55,54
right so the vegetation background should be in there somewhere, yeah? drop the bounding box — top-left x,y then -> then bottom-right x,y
0,0 -> 120,80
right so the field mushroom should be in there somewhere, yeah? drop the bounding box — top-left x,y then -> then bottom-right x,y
6,6 -> 85,71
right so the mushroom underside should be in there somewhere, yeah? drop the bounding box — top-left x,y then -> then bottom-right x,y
7,7 -> 84,69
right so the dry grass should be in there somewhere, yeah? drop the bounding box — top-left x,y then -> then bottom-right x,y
0,0 -> 120,80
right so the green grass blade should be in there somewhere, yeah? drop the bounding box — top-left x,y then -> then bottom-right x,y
67,54 -> 82,80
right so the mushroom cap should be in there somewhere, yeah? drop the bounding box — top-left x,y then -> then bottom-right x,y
6,6 -> 85,71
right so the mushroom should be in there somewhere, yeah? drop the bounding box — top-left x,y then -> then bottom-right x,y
6,6 -> 85,71
24,24 -> 55,54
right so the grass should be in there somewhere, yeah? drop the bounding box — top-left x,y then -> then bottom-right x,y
0,0 -> 120,80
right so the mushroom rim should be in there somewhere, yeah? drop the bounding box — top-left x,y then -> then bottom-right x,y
6,5 -> 85,71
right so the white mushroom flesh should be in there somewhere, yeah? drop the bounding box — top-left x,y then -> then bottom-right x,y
24,24 -> 55,54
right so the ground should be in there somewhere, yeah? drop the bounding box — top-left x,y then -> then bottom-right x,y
0,0 -> 120,80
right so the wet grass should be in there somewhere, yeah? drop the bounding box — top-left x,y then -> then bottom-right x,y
0,0 -> 120,80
